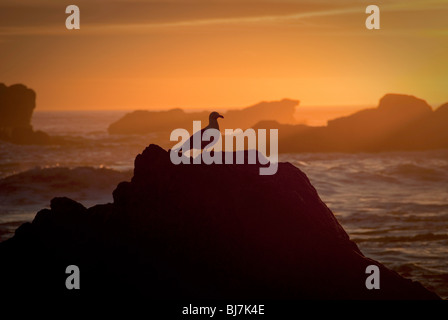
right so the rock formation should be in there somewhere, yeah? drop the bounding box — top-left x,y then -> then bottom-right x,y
0,83 -> 59,145
0,144 -> 440,299
325,94 -> 433,151
108,94 -> 448,153
255,94 -> 448,153
108,99 -> 298,135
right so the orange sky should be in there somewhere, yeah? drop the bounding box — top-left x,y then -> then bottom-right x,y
0,0 -> 447,111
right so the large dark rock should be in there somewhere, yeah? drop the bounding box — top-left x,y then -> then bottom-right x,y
109,93 -> 448,153
0,83 -> 60,145
255,94 -> 448,153
327,94 -> 432,137
0,83 -> 36,128
108,99 -> 298,135
390,102 -> 448,150
0,145 -> 440,299
325,94 -> 433,151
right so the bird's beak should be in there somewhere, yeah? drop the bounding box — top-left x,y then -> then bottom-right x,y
219,114 -> 224,119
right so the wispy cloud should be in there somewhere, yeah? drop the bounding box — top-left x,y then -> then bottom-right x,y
0,6 -> 367,36
0,1 -> 447,37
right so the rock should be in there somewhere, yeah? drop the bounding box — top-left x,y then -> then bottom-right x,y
223,98 -> 298,129
108,99 -> 298,135
323,94 -> 432,151
0,83 -> 62,145
267,94 -> 447,152
0,144 -> 440,299
328,94 -> 432,133
377,94 -> 433,114
0,83 -> 35,128
108,93 -> 447,153
421,103 -> 448,148
376,100 -> 448,151
434,103 -> 448,117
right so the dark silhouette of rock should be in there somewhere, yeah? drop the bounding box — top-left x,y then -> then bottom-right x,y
0,83 -> 62,145
108,99 -> 298,135
0,83 -> 35,128
325,94 -> 433,151
0,144 -> 439,299
109,93 -> 448,153
254,94 -> 448,153
388,102 -> 448,150
223,98 -> 297,130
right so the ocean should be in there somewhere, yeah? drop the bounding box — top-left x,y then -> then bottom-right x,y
0,110 -> 447,299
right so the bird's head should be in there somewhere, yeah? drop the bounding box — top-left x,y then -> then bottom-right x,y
209,111 -> 224,121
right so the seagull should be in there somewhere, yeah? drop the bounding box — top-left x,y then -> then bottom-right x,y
173,111 -> 224,154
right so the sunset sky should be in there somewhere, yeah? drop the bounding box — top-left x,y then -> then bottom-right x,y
0,0 -> 447,111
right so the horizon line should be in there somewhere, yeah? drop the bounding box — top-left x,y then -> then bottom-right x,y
33,104 -> 377,113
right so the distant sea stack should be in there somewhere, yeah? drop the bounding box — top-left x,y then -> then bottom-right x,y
0,83 -> 59,145
108,99 -> 299,135
0,144 -> 440,299
255,94 -> 448,153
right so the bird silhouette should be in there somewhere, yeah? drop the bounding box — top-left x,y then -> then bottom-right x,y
173,111 -> 224,154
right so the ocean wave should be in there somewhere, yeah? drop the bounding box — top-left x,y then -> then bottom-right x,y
0,166 -> 132,207
393,263 -> 435,276
353,233 -> 448,243
382,163 -> 447,181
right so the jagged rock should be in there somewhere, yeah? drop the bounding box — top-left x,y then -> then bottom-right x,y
0,83 -> 61,145
108,99 -> 298,135
0,144 -> 440,299
0,83 -> 36,128
255,94 -> 448,152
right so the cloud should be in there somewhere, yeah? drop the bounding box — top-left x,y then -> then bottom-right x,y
0,0 -> 447,37
0,4 -> 367,36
